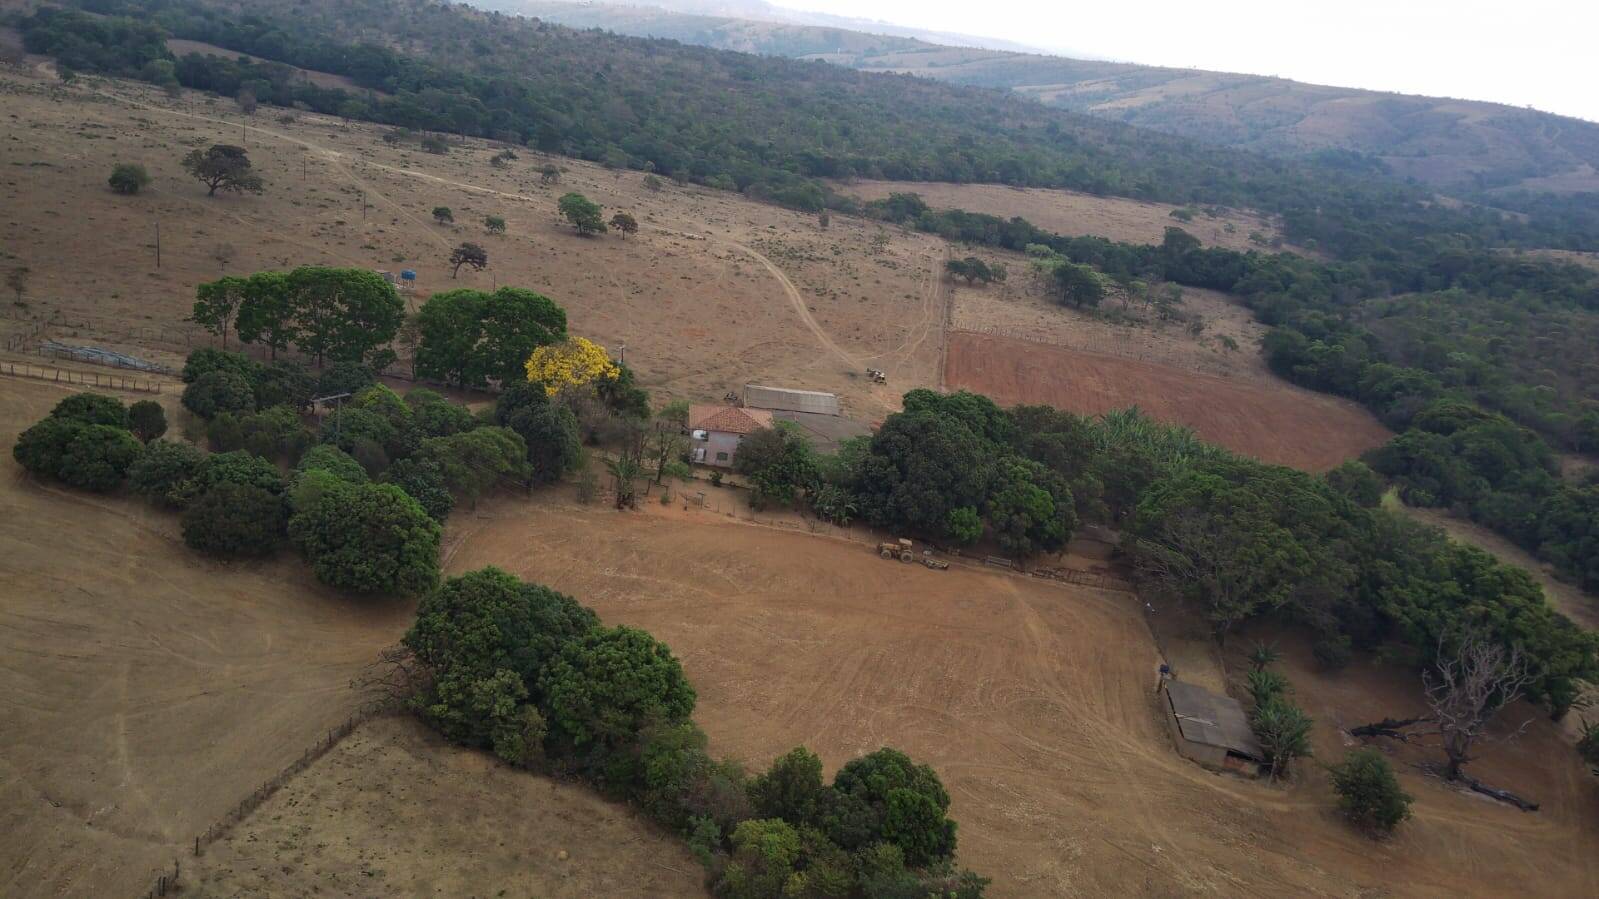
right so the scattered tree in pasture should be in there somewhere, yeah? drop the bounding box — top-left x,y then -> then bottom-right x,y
181,144 -> 263,197
828,747 -> 958,865
1251,698 -> 1313,781
5,266 -> 28,305
609,211 -> 638,237
558,192 -> 607,235
1424,632 -> 1534,782
490,148 -> 517,168
108,163 -> 151,195
539,164 -> 560,184
433,206 -> 454,224
420,134 -> 449,154
484,215 -> 506,234
945,256 -> 991,285
211,242 -> 236,272
817,210 -> 829,229
285,266 -> 405,366
235,87 -> 257,115
182,482 -> 287,558
127,400 -> 167,442
448,242 -> 488,278
14,417 -> 143,492
232,271 -> 295,359
1329,749 -> 1412,836
289,480 -> 441,596
641,173 -> 663,192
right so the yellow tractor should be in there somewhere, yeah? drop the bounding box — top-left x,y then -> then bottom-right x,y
878,538 -> 915,562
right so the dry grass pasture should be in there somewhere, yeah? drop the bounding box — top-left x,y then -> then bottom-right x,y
833,178 -> 1301,253
0,69 -> 941,416
944,329 -> 1390,471
428,499 -> 1596,897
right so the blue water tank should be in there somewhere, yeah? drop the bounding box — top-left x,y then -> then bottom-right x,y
400,270 -> 417,281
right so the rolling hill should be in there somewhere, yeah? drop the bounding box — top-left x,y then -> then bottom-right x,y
499,0 -> 1599,194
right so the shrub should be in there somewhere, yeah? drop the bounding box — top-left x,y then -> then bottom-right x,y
181,483 -> 287,557
51,392 -> 128,428
1326,460 -> 1384,507
383,456 -> 455,521
289,481 -> 441,595
20,420 -> 144,492
296,444 -> 368,484
128,440 -> 205,506
182,369 -> 256,418
405,568 -> 596,745
253,360 -> 316,410
1313,634 -> 1354,670
127,400 -> 167,442
1329,749 -> 1412,836
505,401 -> 581,483
828,748 -> 956,865
173,450 -> 286,508
182,347 -> 258,385
750,747 -> 827,827
543,625 -> 696,750
108,163 -> 152,195
13,417 -> 83,478
1246,668 -> 1290,708
432,205 -> 454,223
716,818 -> 801,899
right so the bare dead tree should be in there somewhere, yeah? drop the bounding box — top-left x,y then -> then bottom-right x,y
1422,631 -> 1535,782
352,644 -> 429,714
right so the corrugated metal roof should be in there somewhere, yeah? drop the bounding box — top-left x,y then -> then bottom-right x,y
744,384 -> 841,416
1165,681 -> 1264,760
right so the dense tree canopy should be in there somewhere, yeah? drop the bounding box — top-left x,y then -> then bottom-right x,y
415,287 -> 567,388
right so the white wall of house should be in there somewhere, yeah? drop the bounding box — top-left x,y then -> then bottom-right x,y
691,430 -> 745,467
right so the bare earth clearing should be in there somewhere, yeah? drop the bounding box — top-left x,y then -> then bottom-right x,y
944,330 -> 1390,471
833,178 -> 1304,254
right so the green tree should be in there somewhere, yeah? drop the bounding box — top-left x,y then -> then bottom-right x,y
181,482 -> 287,557
609,211 -> 638,237
50,392 -> 128,429
108,163 -> 151,195
181,144 -> 263,196
415,287 -> 567,388
127,400 -> 167,442
448,242 -> 488,278
14,417 -> 141,492
543,625 -> 696,749
173,449 -> 286,507
558,192 -> 607,235
296,443 -> 368,484
716,818 -> 802,899
382,456 -> 455,521
749,747 -> 827,827
1252,699 -> 1313,781
289,481 -> 441,595
1054,262 -> 1105,308
182,369 -> 256,419
734,423 -> 819,509
827,748 -> 956,864
234,271 -> 296,360
484,215 -> 506,234
285,267 -> 404,366
505,400 -> 582,484
127,440 -> 204,506
253,359 -> 316,410
1325,460 -> 1384,507
432,206 -> 453,224
190,276 -> 250,349
1328,749 -> 1412,836
417,427 -> 528,504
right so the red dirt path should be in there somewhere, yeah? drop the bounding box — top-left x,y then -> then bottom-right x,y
945,330 -> 1391,471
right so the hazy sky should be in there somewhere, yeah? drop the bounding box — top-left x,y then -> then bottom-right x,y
772,0 -> 1597,122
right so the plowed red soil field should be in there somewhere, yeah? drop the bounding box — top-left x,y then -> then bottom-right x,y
945,330 -> 1391,470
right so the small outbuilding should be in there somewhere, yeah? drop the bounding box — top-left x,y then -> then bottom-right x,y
1162,681 -> 1265,778
688,404 -> 773,467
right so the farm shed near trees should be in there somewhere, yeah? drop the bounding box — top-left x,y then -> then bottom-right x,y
1162,681 -> 1265,777
744,383 -> 840,416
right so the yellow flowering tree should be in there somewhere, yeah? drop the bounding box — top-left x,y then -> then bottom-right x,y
524,336 -> 620,396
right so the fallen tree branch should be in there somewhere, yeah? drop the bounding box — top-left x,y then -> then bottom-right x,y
1458,771 -> 1540,812
1350,716 -> 1429,741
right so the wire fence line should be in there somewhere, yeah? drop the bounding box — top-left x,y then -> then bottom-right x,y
0,360 -> 164,393
133,708 -> 388,899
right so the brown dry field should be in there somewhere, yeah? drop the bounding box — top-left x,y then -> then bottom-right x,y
433,498 -> 1598,897
0,67 -> 941,416
833,178 -> 1305,254
945,330 -> 1391,471
186,715 -> 704,898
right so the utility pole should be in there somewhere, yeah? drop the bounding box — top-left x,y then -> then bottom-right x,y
619,340 -> 626,366
154,220 -> 161,268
